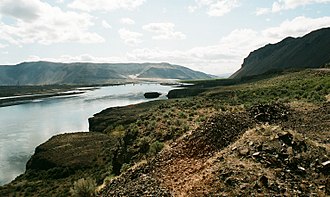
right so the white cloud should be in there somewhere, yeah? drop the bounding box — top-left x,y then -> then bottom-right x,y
23,16 -> 330,75
0,43 -> 7,48
262,16 -> 330,40
126,29 -> 262,74
118,28 -> 143,46
162,8 -> 168,14
102,20 -> 112,29
189,0 -> 240,16
69,0 -> 146,12
0,0 -> 40,22
128,16 -> 330,74
19,16 -> 330,75
187,5 -> 198,13
143,22 -> 186,40
256,8 -> 270,16
25,54 -> 126,63
257,0 -> 330,14
0,0 -> 104,45
120,17 -> 135,25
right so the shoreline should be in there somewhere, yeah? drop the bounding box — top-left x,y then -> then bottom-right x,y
0,83 -> 127,108
0,82 -> 180,108
0,91 -> 87,107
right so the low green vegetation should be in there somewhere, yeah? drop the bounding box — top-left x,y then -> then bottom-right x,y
70,178 -> 96,197
148,141 -> 164,156
171,69 -> 329,106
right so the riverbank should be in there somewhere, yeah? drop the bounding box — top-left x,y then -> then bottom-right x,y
0,81 -> 182,107
0,83 -> 145,107
0,69 -> 329,196
0,91 -> 86,107
0,85 -> 93,107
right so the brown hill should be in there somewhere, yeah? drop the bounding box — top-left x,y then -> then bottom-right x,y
0,62 -> 211,85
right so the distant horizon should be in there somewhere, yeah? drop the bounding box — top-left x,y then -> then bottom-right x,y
1,0 -> 330,75
0,60 -> 233,76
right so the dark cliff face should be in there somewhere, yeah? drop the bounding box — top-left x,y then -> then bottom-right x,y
231,27 -> 330,79
88,101 -> 160,132
26,132 -> 113,171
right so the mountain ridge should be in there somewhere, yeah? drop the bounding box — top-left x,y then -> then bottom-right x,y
231,27 -> 330,78
0,61 -> 212,85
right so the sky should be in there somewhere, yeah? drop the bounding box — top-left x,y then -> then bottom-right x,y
0,0 -> 330,75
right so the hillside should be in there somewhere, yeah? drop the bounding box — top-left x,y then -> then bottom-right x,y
1,69 -> 329,196
0,62 -> 211,85
231,27 -> 330,79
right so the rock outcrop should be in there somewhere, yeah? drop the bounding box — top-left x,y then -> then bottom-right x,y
89,101 -> 159,132
144,92 -> 161,99
26,132 -> 113,171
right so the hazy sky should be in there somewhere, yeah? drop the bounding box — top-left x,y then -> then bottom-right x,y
0,0 -> 330,75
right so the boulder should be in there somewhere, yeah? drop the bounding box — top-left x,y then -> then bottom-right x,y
144,92 -> 161,99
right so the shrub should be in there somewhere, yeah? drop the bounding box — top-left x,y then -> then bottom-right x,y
197,115 -> 206,122
103,175 -> 115,185
163,112 -> 170,118
175,119 -> 181,126
120,163 -> 130,174
149,120 -> 157,128
148,141 -> 164,156
114,125 -> 125,132
138,137 -> 151,153
136,119 -> 142,126
110,125 -> 126,143
170,125 -> 177,132
178,111 -> 187,119
70,178 -> 96,197
183,124 -> 190,132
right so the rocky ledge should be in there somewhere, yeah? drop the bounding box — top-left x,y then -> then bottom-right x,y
26,132 -> 113,170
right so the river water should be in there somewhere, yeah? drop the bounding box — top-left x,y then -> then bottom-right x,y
0,83 -> 173,185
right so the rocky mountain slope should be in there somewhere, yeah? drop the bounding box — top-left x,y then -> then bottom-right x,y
231,27 -> 330,79
0,61 -> 211,85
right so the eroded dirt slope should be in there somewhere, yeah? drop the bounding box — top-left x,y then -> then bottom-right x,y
99,102 -> 330,196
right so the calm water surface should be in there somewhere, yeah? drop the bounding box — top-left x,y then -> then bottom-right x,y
0,84 -> 173,185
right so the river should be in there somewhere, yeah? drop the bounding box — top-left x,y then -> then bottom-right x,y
0,83 -> 174,185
